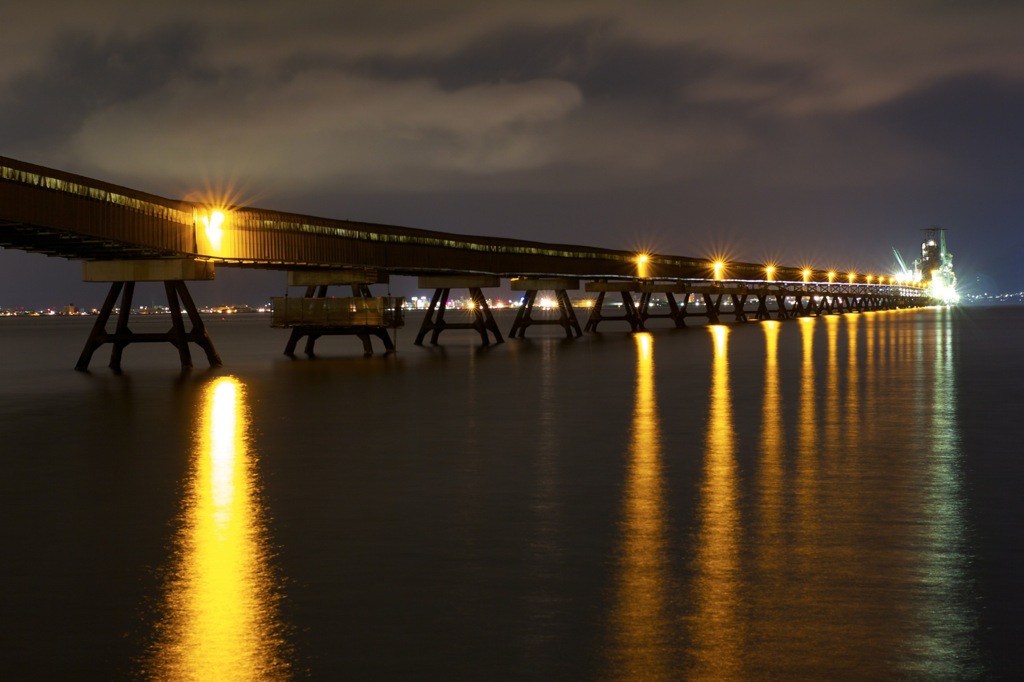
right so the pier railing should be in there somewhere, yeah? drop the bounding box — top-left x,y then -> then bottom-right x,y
271,296 -> 405,329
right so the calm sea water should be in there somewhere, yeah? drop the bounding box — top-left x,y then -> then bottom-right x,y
1,305 -> 1022,680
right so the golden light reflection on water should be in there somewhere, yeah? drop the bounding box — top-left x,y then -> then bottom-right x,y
524,341 -> 566,671
795,318 -> 819,543
691,325 -> 742,680
822,314 -> 841,460
758,321 -> 783,532
609,333 -> 670,680
147,376 -> 288,680
755,320 -> 784,584
598,310 -> 974,678
864,313 -> 877,442
844,314 -> 860,452
911,307 -> 976,677
748,321 -> 787,671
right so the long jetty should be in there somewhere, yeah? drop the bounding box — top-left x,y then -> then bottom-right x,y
1,155 -> 932,369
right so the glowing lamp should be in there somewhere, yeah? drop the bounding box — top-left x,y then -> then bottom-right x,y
636,253 -> 650,279
200,210 -> 226,251
765,265 -> 776,281
802,269 -> 811,282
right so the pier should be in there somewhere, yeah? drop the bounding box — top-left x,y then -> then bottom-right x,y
1,156 -> 932,368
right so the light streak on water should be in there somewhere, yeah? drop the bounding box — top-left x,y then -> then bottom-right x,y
608,332 -> 670,680
145,376 -> 289,680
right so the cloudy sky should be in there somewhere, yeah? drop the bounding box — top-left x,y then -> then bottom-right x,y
2,0 -> 1022,307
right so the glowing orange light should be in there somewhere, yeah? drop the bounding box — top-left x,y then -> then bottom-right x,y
848,272 -> 856,283
713,261 -> 725,280
637,253 -> 650,279
866,275 -> 873,284
827,271 -> 836,283
765,265 -> 776,281
802,269 -> 812,282
200,210 -> 226,251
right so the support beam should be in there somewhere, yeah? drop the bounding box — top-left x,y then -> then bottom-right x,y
508,278 -> 582,339
774,293 -> 790,319
509,289 -> 583,339
702,293 -> 721,324
414,276 -> 503,346
636,283 -> 688,328
83,258 -> 214,282
75,280 -> 221,372
730,293 -> 749,322
583,288 -> 643,333
287,268 -> 388,287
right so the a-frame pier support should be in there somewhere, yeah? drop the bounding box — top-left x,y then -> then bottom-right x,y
508,278 -> 582,339
754,288 -> 793,320
701,292 -> 722,324
793,293 -> 812,316
414,275 -> 503,346
75,259 -> 221,372
583,281 -> 643,332
636,282 -> 689,328
728,293 -> 749,322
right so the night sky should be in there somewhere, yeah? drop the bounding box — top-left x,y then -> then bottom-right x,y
2,1 -> 1022,308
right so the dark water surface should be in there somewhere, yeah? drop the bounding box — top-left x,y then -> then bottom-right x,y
1,306 -> 1021,680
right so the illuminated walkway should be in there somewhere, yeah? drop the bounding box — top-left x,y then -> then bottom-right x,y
0,155 -> 930,368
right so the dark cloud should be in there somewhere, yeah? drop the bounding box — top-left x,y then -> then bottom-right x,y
869,74 -> 1024,190
0,23 -> 205,155
2,1 -> 1024,306
334,20 -> 729,106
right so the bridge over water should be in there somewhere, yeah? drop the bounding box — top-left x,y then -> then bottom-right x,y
1,156 -> 931,369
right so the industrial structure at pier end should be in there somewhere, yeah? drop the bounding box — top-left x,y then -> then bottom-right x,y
893,227 -> 959,305
1,155 -> 956,369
